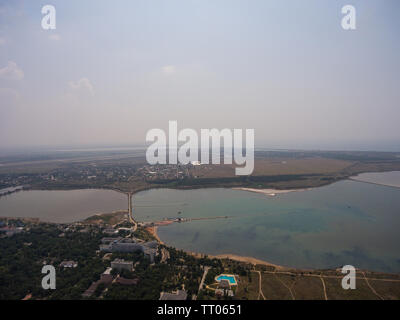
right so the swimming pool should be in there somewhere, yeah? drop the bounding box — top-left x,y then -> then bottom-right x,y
216,274 -> 237,285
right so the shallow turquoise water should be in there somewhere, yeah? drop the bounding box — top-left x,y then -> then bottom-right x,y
216,275 -> 237,285
133,180 -> 400,272
1,177 -> 399,272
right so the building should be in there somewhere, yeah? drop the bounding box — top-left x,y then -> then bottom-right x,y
0,226 -> 23,237
116,276 -> 139,285
215,289 -> 234,297
159,290 -> 188,300
111,258 -> 133,272
218,279 -> 231,290
82,268 -> 113,298
100,267 -> 113,282
103,228 -> 118,235
215,289 -> 224,297
101,237 -> 122,244
99,238 -> 157,263
59,260 -> 78,268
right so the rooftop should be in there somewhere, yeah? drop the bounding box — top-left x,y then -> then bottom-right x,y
159,290 -> 188,301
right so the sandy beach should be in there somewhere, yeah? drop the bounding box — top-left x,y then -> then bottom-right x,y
146,226 -> 165,245
232,187 -> 312,197
174,249 -> 287,270
212,254 -> 286,270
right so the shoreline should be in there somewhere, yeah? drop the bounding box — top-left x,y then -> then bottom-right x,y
146,226 -> 165,245
4,175 -> 400,274
349,178 -> 400,189
349,171 -> 400,189
203,253 -> 286,270
232,187 -> 313,197
1,213 -> 287,270
150,223 -> 288,270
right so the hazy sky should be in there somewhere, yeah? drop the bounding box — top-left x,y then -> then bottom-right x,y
0,0 -> 399,151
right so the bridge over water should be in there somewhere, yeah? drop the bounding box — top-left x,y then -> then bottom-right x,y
127,192 -> 137,231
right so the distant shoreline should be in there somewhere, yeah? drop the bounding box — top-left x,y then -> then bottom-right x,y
349,178 -> 400,189
232,187 -> 313,196
349,171 -> 400,189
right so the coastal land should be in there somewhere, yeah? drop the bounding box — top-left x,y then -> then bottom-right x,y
2,214 -> 400,300
2,149 -> 400,196
1,149 -> 400,299
146,225 -> 165,245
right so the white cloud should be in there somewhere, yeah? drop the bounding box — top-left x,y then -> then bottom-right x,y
0,61 -> 24,80
68,78 -> 94,96
48,34 -> 61,41
162,65 -> 176,74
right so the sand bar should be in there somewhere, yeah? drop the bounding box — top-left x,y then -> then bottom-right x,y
232,187 -> 312,197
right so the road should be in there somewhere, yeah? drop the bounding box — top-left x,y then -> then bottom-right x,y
261,270 -> 400,282
198,266 -> 211,295
320,276 -> 328,300
254,270 -> 266,300
127,192 -> 137,232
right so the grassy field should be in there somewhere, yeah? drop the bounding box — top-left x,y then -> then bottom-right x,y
190,158 -> 354,178
260,273 -> 294,300
235,273 -> 259,300
233,268 -> 400,300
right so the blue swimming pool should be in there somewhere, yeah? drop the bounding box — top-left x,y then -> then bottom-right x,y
216,274 -> 237,285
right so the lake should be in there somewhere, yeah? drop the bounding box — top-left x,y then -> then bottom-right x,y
133,179 -> 400,273
1,174 -> 399,272
351,171 -> 400,188
0,189 -> 127,223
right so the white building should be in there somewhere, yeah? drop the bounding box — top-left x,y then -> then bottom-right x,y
59,260 -> 78,268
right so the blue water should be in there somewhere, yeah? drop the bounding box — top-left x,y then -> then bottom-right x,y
1,176 -> 399,273
216,275 -> 237,284
133,179 -> 400,273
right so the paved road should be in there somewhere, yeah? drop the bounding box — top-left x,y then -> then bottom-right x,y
128,193 -> 137,232
198,266 -> 211,295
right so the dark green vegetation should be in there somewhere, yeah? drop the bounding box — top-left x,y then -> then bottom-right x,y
1,218 -> 399,300
1,149 -> 400,300
0,222 -> 107,299
0,218 -> 219,300
104,247 -> 219,300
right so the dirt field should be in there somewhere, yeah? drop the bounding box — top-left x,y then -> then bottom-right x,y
234,270 -> 400,300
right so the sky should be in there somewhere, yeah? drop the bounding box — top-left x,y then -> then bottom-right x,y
0,0 -> 399,151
